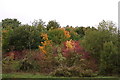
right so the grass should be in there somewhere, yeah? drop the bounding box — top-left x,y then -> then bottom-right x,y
2,72 -> 52,78
2,72 -> 120,80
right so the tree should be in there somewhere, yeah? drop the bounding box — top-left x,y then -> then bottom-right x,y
0,22 -> 2,27
2,27 -> 13,52
8,25 -> 42,50
81,20 -> 119,74
81,20 -> 118,60
98,20 -> 117,33
46,20 -> 60,30
48,28 -> 70,44
32,19 -> 46,32
2,18 -> 21,29
75,27 -> 85,38
32,19 -> 45,27
65,27 -> 81,40
100,41 -> 119,74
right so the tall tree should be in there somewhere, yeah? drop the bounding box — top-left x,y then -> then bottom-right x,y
82,20 -> 117,60
46,20 -> 60,30
32,19 -> 46,32
2,18 -> 21,29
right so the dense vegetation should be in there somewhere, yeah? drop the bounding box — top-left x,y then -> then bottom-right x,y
2,18 -> 120,78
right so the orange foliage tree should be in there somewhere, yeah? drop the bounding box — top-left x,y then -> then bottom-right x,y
39,33 -> 52,54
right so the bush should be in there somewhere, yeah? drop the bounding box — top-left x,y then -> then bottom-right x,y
50,66 -> 95,77
50,67 -> 72,77
2,59 -> 20,73
19,60 -> 34,71
81,69 -> 95,77
17,50 -> 42,72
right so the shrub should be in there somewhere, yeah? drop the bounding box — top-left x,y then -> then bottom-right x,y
62,40 -> 90,59
81,69 -> 94,77
50,66 -> 95,77
19,60 -> 34,71
2,58 -> 20,73
50,67 -> 72,77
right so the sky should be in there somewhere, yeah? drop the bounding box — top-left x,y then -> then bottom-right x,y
0,0 -> 119,27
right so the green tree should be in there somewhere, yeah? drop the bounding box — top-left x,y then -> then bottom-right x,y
8,25 -> 42,50
0,22 -> 2,27
32,19 -> 46,32
82,20 -> 117,61
98,20 -> 117,33
2,18 -> 21,29
65,27 -> 81,40
46,20 -> 60,30
2,28 -> 13,52
75,27 -> 85,38
48,28 -> 70,44
81,20 -> 119,74
100,41 -> 119,74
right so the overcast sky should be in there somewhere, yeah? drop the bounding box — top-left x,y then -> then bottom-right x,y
0,0 -> 119,27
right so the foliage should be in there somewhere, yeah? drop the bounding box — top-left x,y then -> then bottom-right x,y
54,47 -> 66,67
69,31 -> 81,40
65,27 -> 81,40
99,41 -> 119,75
32,19 -> 46,32
46,20 -> 60,30
8,25 -> 42,50
2,19 -> 120,76
81,20 -> 119,75
75,27 -> 85,38
48,28 -> 70,44
62,40 -> 90,59
2,28 -> 13,52
81,21 -> 118,61
2,57 -> 20,73
2,18 -> 21,29
39,33 -> 53,55
50,66 -> 95,77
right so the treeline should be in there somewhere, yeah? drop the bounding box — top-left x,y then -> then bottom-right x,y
2,18 -> 120,76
